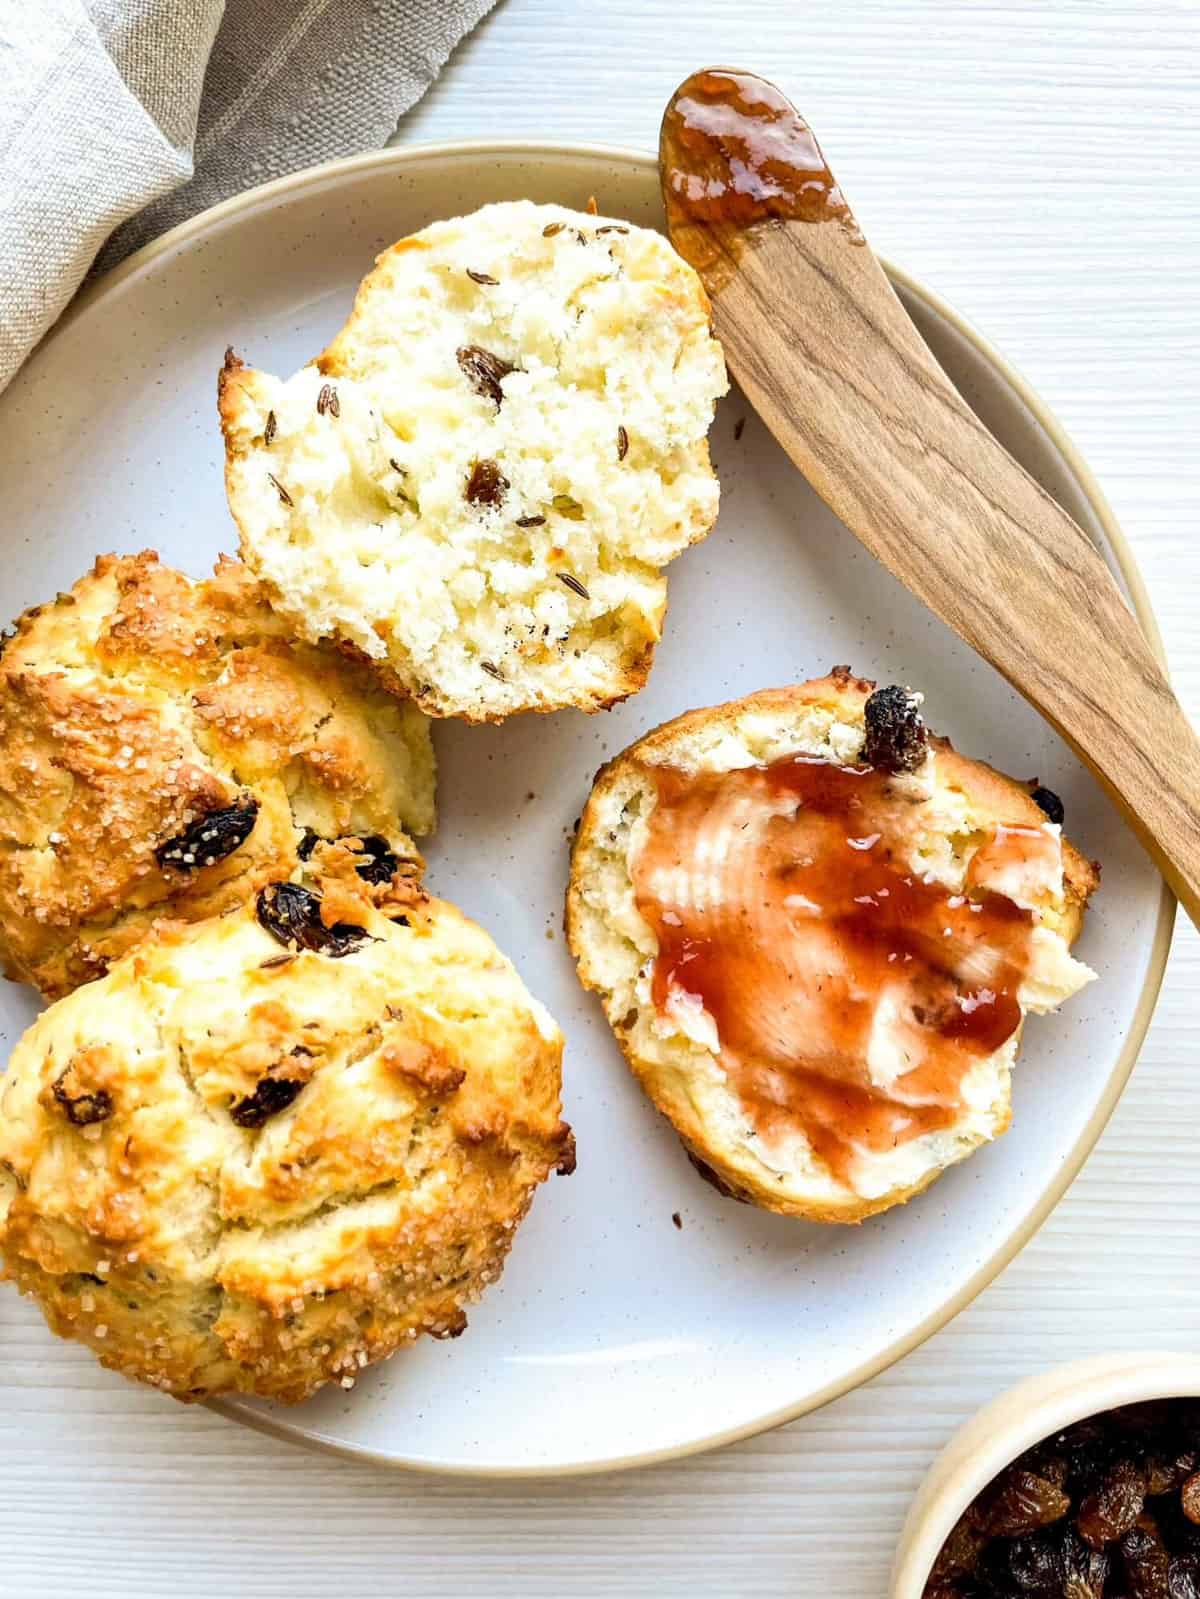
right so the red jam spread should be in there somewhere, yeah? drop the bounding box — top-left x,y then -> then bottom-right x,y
631,753 -> 1054,1187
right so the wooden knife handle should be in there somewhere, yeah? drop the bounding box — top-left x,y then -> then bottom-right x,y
717,221 -> 1199,925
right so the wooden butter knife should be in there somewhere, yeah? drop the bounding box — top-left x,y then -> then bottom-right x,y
660,67 -> 1200,928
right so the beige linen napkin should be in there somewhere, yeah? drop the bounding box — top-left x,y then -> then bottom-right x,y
0,0 -> 497,391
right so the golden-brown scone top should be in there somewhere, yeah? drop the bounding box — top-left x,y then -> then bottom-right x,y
566,670 -> 1099,1225
219,199 -> 728,722
0,863 -> 571,1402
0,551 -> 436,997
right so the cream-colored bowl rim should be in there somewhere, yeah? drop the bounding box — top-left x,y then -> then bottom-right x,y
51,139 -> 1175,1477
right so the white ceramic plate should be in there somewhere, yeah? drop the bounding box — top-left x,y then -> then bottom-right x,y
0,144 -> 1171,1476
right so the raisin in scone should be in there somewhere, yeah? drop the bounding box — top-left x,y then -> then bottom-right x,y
0,552 -> 435,998
0,859 -> 572,1402
219,200 -> 728,721
566,670 -> 1099,1224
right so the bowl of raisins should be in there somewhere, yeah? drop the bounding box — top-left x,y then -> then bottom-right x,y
892,1352 -> 1200,1598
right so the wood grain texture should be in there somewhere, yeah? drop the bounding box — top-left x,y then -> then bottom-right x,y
2,3 -> 1198,1596
661,68 -> 1200,925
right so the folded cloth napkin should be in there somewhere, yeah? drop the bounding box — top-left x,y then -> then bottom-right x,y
0,0 -> 498,392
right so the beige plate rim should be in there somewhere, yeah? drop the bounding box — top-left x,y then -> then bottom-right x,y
58,138 -> 1175,1478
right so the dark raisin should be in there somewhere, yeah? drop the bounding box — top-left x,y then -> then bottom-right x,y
1078,1459 -> 1146,1548
1054,1419 -> 1119,1491
1119,1403 -> 1179,1435
465,458 -> 509,507
988,1531 -> 1064,1595
456,344 -> 515,407
298,830 -> 399,886
1157,1495 -> 1200,1558
351,835 -> 399,887
256,882 -> 369,957
1027,1454 -> 1071,1490
554,1127 -> 577,1177
1031,785 -> 1065,825
156,798 -> 259,871
52,1069 -> 113,1127
862,684 -> 928,774
1121,1520 -> 1170,1599
1060,1526 -> 1111,1596
1171,1556 -> 1200,1599
977,1468 -> 1071,1538
1050,1419 -> 1110,1458
931,1517 -> 988,1581
430,1314 -> 468,1340
230,1075 -> 305,1129
1145,1456 -> 1180,1497
685,1149 -> 747,1201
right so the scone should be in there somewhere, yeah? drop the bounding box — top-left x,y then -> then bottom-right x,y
566,669 -> 1099,1223
0,858 -> 572,1402
0,551 -> 435,998
219,199 -> 728,721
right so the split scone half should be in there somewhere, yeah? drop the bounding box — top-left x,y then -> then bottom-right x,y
566,670 -> 1099,1224
220,199 -> 728,721
0,552 -> 434,998
0,858 -> 572,1402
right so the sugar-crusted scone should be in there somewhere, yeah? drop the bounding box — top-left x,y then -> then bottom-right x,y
0,861 -> 572,1402
219,199 -> 728,721
0,552 -> 435,998
566,670 -> 1100,1224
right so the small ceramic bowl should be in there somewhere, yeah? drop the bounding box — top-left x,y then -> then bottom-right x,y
892,1351 -> 1200,1596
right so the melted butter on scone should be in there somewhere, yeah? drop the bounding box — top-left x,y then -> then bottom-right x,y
629,745 -> 1094,1194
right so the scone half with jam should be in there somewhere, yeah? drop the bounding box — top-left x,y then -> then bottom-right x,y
566,669 -> 1099,1224
220,199 -> 728,721
0,551 -> 435,998
0,857 -> 572,1402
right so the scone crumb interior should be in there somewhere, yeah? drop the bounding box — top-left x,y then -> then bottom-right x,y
220,199 -> 728,720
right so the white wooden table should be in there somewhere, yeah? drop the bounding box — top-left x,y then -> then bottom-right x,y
3,3 -> 1197,1593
